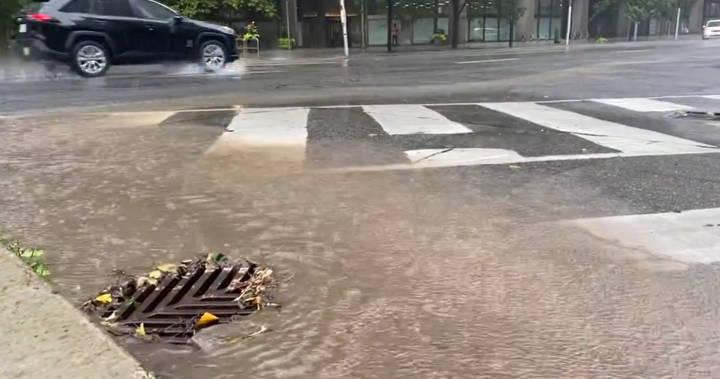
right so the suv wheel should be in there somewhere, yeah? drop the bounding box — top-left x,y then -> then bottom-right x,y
70,41 -> 110,78
199,40 -> 227,72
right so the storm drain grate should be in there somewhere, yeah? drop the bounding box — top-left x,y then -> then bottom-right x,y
82,255 -> 276,345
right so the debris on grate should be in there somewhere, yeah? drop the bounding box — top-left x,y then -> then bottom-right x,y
80,253 -> 278,345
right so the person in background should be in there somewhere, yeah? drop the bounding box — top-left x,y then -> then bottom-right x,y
392,23 -> 399,46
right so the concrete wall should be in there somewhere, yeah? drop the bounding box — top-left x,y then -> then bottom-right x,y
516,0 -> 536,39
571,0 -> 589,34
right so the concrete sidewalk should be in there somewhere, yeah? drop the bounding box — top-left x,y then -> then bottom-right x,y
0,248 -> 150,379
256,33 -> 702,60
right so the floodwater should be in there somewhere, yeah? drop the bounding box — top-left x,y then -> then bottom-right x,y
1,113 -> 720,379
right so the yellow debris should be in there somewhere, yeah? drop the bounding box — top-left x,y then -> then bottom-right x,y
95,293 -> 113,304
136,323 -> 146,337
155,263 -> 177,272
196,312 -> 219,328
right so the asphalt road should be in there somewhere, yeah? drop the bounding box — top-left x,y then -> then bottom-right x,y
2,38 -> 720,114
4,40 -> 720,379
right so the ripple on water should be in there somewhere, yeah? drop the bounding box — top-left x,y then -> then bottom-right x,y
6,117 -> 720,379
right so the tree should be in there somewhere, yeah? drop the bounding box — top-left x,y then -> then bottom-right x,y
449,0 -> 465,48
0,0 -> 29,54
161,0 -> 277,20
593,0 -> 696,39
497,0 -> 525,47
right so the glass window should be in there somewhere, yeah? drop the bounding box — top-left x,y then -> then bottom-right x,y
128,0 -> 176,20
61,0 -> 92,13
484,17 -> 499,41
468,18 -> 484,41
104,0 -> 134,17
707,20 -> 720,27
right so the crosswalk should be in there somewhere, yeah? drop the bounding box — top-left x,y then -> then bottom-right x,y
204,95 -> 720,172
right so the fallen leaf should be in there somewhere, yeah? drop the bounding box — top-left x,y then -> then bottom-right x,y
136,276 -> 157,287
509,165 -> 521,169
196,312 -> 219,328
258,268 -> 273,280
20,249 -> 44,259
148,270 -> 163,280
103,311 -> 119,322
95,293 -> 113,304
155,263 -> 177,273
135,323 -> 146,337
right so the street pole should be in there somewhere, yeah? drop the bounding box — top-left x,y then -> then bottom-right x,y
675,7 -> 681,40
285,0 -> 291,50
386,0 -> 393,52
339,0 -> 349,57
633,21 -> 638,41
361,1 -> 366,48
565,1 -> 572,46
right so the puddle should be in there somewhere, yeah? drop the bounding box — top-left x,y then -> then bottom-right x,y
2,113 -> 720,379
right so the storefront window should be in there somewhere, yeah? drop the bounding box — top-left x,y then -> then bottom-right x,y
368,16 -> 387,45
468,18 -> 484,41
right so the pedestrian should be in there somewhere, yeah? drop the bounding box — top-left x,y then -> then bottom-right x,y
392,23 -> 399,46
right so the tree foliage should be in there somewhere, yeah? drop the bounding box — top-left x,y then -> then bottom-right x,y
163,0 -> 278,19
1,0 -> 29,22
594,0 -> 696,22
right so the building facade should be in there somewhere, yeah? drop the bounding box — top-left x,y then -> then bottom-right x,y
281,0 -> 710,48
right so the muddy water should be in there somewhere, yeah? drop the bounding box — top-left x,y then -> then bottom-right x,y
2,114 -> 720,378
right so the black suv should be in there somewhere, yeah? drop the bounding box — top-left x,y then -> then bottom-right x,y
13,0 -> 239,77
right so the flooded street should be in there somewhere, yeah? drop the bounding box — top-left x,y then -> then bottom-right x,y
2,112 -> 720,379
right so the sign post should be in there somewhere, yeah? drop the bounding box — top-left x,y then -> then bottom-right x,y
285,0 -> 291,49
339,0 -> 350,57
565,1 -> 572,46
675,8 -> 681,40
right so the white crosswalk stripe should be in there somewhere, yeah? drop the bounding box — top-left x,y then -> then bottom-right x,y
480,101 -> 712,154
589,98 -> 695,112
199,95 -> 720,171
362,105 -> 473,135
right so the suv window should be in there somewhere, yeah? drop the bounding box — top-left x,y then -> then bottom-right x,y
61,0 -> 133,16
60,0 -> 93,13
128,0 -> 175,20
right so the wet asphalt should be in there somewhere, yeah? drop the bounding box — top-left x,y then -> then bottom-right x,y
2,39 -> 720,114
2,41 -> 720,379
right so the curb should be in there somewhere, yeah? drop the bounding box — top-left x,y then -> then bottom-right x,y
0,247 -> 152,379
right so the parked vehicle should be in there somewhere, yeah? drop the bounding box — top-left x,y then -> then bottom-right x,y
12,0 -> 239,78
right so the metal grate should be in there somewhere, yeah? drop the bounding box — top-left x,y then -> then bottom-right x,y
107,262 -> 257,345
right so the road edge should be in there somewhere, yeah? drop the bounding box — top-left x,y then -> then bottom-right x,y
0,247 -> 152,379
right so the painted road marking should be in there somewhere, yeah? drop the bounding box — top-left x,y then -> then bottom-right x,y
455,58 -> 519,65
478,102 -> 715,154
361,105 -> 473,135
311,149 -> 718,174
406,148 -> 524,166
225,107 -> 310,145
569,208 -> 720,264
609,49 -> 653,53
590,98 -> 695,112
